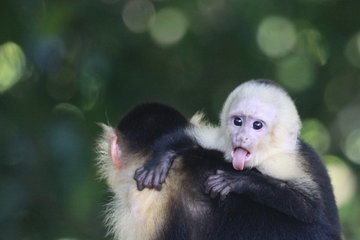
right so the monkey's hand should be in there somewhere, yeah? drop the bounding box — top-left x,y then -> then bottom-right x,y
134,150 -> 177,191
205,170 -> 245,201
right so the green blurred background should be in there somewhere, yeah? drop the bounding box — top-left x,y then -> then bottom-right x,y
1,0 -> 360,239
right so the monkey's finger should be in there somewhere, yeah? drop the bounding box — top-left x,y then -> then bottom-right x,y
208,174 -> 223,181
204,180 -> 218,194
134,167 -> 145,180
154,184 -> 162,191
144,171 -> 155,188
153,171 -> 161,185
210,186 -> 222,199
159,169 -> 167,184
206,175 -> 226,187
205,175 -> 226,193
153,171 -> 163,191
209,182 -> 227,199
205,179 -> 221,191
219,186 -> 231,201
136,179 -> 144,191
135,171 -> 149,190
210,188 -> 218,198
213,182 -> 228,193
135,170 -> 148,182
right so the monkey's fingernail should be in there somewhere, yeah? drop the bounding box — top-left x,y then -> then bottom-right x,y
137,183 -> 144,191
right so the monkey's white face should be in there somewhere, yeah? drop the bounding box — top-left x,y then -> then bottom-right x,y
226,99 -> 277,170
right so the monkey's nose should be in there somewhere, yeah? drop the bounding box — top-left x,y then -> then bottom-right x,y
240,136 -> 249,144
236,135 -> 249,144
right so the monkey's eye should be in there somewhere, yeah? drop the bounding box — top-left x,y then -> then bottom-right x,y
233,117 -> 243,126
253,121 -> 263,130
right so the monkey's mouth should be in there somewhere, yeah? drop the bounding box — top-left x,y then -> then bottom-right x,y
231,147 -> 251,171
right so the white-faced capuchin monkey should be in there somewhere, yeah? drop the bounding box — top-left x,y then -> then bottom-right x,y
97,80 -> 341,240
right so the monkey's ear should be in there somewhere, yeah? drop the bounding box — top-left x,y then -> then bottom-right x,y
111,135 -> 122,170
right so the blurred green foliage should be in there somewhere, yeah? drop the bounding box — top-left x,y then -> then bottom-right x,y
1,0 -> 360,239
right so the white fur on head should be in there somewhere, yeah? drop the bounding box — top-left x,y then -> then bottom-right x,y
189,112 -> 227,152
217,80 -> 314,183
220,80 -> 301,152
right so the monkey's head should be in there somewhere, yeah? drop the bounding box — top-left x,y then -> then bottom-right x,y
97,103 -> 189,188
220,80 -> 301,170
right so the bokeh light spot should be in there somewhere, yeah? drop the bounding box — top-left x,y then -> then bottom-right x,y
122,0 -> 155,33
335,105 -> 360,138
301,119 -> 330,154
53,103 -> 85,120
149,8 -> 188,47
298,28 -> 329,65
356,34 -> 360,53
257,16 -> 297,58
32,36 -> 65,73
344,128 -> 360,165
276,53 -> 315,92
80,73 -> 103,111
0,42 -> 26,93
325,155 -> 357,207
345,32 -> 360,68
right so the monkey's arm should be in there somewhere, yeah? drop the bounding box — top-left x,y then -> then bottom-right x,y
205,170 -> 321,223
134,129 -> 195,191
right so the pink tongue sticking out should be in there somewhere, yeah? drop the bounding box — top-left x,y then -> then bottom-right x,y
231,148 -> 249,171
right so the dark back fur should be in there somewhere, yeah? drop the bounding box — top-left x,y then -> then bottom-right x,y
299,141 -> 340,231
117,103 -> 188,152
156,145 -> 340,240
